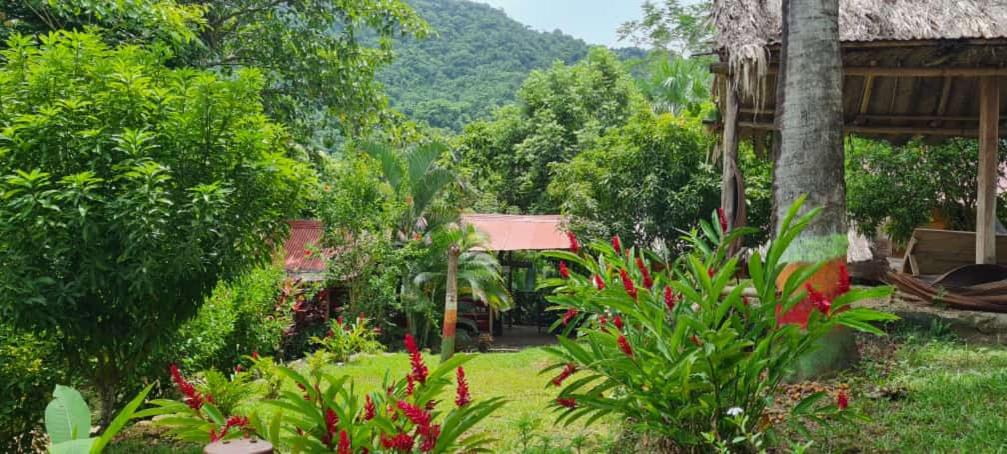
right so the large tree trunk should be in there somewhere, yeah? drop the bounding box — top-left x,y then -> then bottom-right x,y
440,245 -> 460,361
774,0 -> 855,378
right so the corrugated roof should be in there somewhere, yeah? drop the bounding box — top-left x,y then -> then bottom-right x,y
282,220 -> 329,275
461,214 -> 570,251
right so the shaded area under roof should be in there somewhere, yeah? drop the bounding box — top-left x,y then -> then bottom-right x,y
461,214 -> 569,252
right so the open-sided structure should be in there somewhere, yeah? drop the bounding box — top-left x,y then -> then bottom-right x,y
711,0 -> 1007,265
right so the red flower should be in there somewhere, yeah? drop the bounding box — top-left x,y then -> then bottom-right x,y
742,296 -> 750,307
209,428 -> 219,442
664,286 -> 676,311
707,268 -> 715,278
251,351 -> 260,360
592,274 -> 605,290
364,395 -> 376,420
337,316 -> 345,326
837,262 -> 851,295
381,433 -> 415,452
397,400 -> 432,429
717,207 -> 729,232
211,415 -> 249,442
234,365 -> 243,373
325,408 -> 339,435
619,269 -> 637,300
419,424 -> 441,452
566,231 -> 580,253
617,335 -> 633,357
406,374 -> 416,396
635,257 -> 653,289
551,363 -> 577,387
690,334 -> 702,346
337,430 -> 351,454
598,314 -> 608,327
806,283 -> 832,314
558,261 -> 570,279
837,390 -> 849,410
613,314 -> 624,331
556,397 -> 577,409
404,334 -> 429,383
562,308 -> 578,325
612,235 -> 622,254
169,364 -> 206,410
455,367 -> 471,407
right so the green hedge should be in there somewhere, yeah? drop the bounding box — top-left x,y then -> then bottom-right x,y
0,324 -> 67,451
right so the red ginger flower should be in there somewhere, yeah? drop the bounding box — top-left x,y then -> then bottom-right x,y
337,430 -> 351,454
406,374 -> 416,396
169,364 -> 206,410
635,257 -> 653,289
364,395 -> 376,420
551,363 -> 577,387
404,333 -> 429,383
806,283 -> 831,314
558,260 -> 570,279
619,269 -> 637,300
566,231 -> 580,253
211,415 -> 249,442
592,274 -> 605,290
325,408 -> 338,435
617,335 -> 633,357
381,433 -> 415,452
556,397 -> 577,409
613,314 -> 624,331
397,400 -> 432,429
419,424 -> 441,452
455,367 -> 471,407
562,308 -> 578,325
251,351 -> 260,360
707,267 -> 715,278
837,390 -> 849,410
664,286 -> 676,311
612,235 -> 622,254
717,207 -> 729,232
837,262 -> 851,295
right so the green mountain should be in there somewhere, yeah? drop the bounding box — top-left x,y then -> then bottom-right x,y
380,0 -> 591,131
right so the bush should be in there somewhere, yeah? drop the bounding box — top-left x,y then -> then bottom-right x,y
311,316 -> 385,363
0,324 -> 68,451
540,199 -> 897,451
170,264 -> 289,373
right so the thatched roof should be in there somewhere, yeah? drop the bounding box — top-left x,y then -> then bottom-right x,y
715,0 -> 1007,54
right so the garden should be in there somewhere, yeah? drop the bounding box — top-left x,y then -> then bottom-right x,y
3,1 -> 1007,453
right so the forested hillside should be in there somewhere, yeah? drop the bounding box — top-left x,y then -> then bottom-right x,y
380,0 -> 590,130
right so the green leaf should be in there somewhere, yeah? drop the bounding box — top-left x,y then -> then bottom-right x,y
51,438 -> 97,454
46,385 -> 92,443
92,383 -> 153,453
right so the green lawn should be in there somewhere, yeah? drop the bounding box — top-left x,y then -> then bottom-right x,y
115,333 -> 1007,453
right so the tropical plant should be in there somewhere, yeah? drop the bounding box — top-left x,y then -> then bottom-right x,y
44,384 -> 153,453
539,199 -> 897,450
250,336 -> 506,453
1,323 -> 68,451
629,51 -> 713,116
0,31 -> 312,424
311,316 -> 386,363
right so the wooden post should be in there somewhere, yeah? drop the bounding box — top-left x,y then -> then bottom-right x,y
721,80 -> 740,228
977,77 -> 1000,264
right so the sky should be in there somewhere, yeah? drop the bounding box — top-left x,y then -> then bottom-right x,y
474,0 -> 649,48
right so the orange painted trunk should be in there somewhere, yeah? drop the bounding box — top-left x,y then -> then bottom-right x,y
775,257 -> 845,327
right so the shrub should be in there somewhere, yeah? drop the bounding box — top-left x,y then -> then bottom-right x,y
0,324 -> 68,451
311,316 -> 385,363
0,31 -> 313,423
540,198 -> 897,451
171,264 -> 289,372
43,384 -> 152,453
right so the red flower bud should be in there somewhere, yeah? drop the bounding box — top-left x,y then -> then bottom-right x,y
806,283 -> 832,314
337,430 -> 351,454
551,363 -> 578,387
612,235 -> 622,254
364,395 -> 376,420
635,257 -> 653,289
619,269 -> 637,300
562,308 -> 578,325
664,286 -> 676,311
837,390 -> 849,410
404,333 -> 428,383
566,231 -> 580,253
717,207 -> 728,232
617,335 -> 633,357
558,261 -> 570,279
556,397 -> 577,409
592,275 -> 605,290
455,367 -> 471,407
613,314 -> 624,331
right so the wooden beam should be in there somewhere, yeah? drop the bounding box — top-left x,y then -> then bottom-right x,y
977,76 -> 1000,264
741,108 -> 978,123
858,75 -> 875,114
720,84 -> 740,230
933,77 -> 955,127
737,121 -> 1006,137
710,63 -> 1007,78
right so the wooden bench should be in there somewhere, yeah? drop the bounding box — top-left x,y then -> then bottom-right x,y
902,228 -> 1007,276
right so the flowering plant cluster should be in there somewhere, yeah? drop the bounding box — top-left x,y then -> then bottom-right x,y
310,314 -> 385,363
247,335 -> 505,453
540,198 -> 896,450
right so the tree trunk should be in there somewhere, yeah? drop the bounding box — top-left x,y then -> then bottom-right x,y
440,245 -> 460,361
774,0 -> 856,378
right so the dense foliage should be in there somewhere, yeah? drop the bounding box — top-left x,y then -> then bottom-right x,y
458,48 -> 646,213
1,324 -> 67,451
846,137 -> 1007,244
378,0 -> 589,131
549,111 -> 718,251
0,31 -> 312,423
541,200 -> 896,450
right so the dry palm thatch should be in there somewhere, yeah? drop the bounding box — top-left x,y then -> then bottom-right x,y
886,264 -> 1007,313
713,0 -> 1007,97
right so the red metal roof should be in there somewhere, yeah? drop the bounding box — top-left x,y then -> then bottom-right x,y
461,214 -> 569,252
283,220 -> 328,273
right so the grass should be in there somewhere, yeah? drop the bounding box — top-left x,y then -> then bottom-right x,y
114,331 -> 1007,453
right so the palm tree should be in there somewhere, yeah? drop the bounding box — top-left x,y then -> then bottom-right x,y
774,0 -> 853,376
414,224 -> 512,359
636,52 -> 712,116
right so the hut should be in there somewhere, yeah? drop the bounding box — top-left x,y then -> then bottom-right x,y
710,0 -> 1007,271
